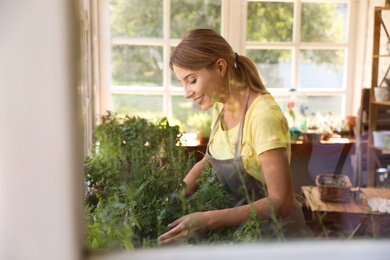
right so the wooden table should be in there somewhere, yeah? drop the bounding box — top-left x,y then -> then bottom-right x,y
301,186 -> 390,235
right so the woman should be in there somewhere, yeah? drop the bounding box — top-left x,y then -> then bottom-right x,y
158,28 -> 305,245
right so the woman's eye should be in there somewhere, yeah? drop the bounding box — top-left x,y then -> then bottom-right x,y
190,79 -> 197,84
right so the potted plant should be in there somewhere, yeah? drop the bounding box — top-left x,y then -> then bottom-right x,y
186,112 -> 212,145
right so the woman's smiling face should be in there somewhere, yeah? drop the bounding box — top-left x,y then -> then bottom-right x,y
173,61 -> 227,111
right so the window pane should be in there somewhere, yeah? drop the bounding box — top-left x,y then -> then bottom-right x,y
274,95 -> 343,130
301,2 -> 348,43
171,70 -> 181,88
110,0 -> 163,38
111,45 -> 163,86
171,96 -> 213,132
112,94 -> 164,119
302,96 -> 344,131
247,1 -> 293,42
169,47 -> 182,88
303,96 -> 342,119
247,49 -> 292,89
172,96 -> 196,131
299,49 -> 345,88
170,0 -> 221,38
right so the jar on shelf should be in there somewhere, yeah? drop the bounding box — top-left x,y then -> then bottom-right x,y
376,167 -> 390,188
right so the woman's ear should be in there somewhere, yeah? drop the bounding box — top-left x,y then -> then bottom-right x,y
216,58 -> 227,77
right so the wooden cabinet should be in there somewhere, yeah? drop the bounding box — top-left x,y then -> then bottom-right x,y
367,6 -> 390,187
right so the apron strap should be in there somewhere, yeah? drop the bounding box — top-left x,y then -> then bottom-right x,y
207,88 -> 251,158
234,88 -> 251,158
209,106 -> 224,143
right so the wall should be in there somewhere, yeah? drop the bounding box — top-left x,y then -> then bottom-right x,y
0,1 -> 83,259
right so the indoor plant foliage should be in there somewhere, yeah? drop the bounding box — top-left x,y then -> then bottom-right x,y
84,112 -> 238,249
84,112 -> 294,250
85,112 -> 195,249
186,112 -> 212,144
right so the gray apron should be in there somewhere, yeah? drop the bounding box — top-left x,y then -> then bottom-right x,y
206,90 -> 306,237
206,90 -> 265,207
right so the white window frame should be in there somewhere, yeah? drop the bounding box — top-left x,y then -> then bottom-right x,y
81,0 -> 101,155
98,0 -> 365,124
241,0 -> 359,119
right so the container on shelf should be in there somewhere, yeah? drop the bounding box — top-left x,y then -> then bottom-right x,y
372,130 -> 390,149
376,167 -> 390,188
303,132 -> 323,143
374,87 -> 390,102
316,174 -> 352,202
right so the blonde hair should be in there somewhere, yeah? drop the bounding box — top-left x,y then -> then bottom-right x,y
170,28 -> 269,94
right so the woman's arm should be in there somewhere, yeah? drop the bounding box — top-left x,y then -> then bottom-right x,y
158,148 -> 294,244
204,148 -> 294,229
183,156 -> 208,197
259,147 -> 294,217
211,147 -> 294,228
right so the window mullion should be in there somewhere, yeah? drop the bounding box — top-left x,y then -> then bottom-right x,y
163,0 -> 171,119
97,0 -> 112,117
292,0 -> 302,90
222,0 -> 246,53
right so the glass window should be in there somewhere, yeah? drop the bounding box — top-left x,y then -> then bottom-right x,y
109,0 -> 163,38
171,95 -> 206,132
303,95 -> 343,117
112,94 -> 164,119
170,46 -> 183,88
107,0 -> 353,131
246,0 -> 351,121
171,0 -> 221,38
111,45 -> 163,86
274,93 -> 344,131
109,0 -> 221,131
301,2 -> 348,43
247,1 -> 294,42
299,49 -> 345,89
247,49 -> 292,89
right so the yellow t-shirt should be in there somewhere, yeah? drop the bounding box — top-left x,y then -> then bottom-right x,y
208,94 -> 291,183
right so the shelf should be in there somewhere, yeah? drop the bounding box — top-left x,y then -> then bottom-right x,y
373,54 -> 390,58
369,144 -> 390,153
371,101 -> 390,106
377,118 -> 390,127
367,6 -> 390,187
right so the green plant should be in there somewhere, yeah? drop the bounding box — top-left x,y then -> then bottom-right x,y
85,190 -> 138,250
85,112 -> 195,249
186,112 -> 212,137
85,112 -> 283,249
86,112 -> 372,250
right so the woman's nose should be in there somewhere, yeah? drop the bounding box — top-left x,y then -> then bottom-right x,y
184,87 -> 194,99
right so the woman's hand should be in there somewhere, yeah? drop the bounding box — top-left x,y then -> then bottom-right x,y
158,212 -> 213,245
